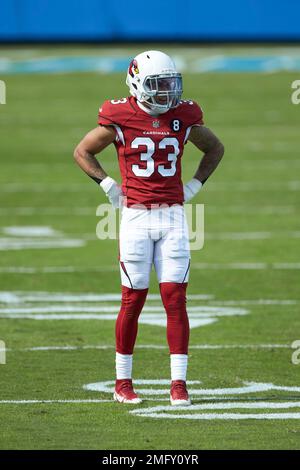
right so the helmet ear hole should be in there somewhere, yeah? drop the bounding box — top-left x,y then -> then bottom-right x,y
132,84 -> 137,90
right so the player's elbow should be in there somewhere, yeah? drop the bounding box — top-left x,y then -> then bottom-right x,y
215,140 -> 225,160
73,144 -> 82,162
219,142 -> 225,157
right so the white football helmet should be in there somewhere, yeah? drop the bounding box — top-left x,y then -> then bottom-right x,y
126,50 -> 183,114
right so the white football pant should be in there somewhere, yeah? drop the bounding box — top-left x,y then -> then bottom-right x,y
119,204 -> 190,289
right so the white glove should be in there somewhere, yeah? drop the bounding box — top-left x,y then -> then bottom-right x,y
100,176 -> 124,209
183,178 -> 203,203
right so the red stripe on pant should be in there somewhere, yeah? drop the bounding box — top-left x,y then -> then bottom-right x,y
116,285 -> 148,354
159,282 -> 189,355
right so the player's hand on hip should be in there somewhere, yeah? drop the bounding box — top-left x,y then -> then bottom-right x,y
183,178 -> 203,203
100,176 -> 124,209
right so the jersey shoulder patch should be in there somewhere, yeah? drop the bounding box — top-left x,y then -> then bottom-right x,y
178,99 -> 204,126
98,98 -> 130,127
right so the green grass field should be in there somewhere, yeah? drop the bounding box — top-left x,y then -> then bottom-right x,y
0,46 -> 300,450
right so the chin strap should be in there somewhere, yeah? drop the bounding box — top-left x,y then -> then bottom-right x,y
136,99 -> 167,116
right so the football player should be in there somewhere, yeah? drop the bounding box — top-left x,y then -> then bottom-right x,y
74,51 -> 224,405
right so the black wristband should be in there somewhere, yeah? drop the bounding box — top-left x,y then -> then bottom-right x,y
89,175 -> 103,185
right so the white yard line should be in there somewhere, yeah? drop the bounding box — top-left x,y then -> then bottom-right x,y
0,292 -> 213,302
193,263 -> 300,270
0,266 -> 119,273
0,306 -> 247,314
3,344 -> 290,352
1,181 -> 300,192
0,205 -> 297,216
207,206 -> 296,215
85,380 -> 300,396
1,263 -> 300,273
0,292 -> 297,305
0,239 -> 85,250
81,231 -> 300,242
0,399 -> 112,404
204,232 -> 300,240
2,399 -> 300,420
208,299 -> 297,306
131,401 -> 300,413
0,398 -> 172,404
0,207 -> 95,216
2,226 -> 61,237
130,412 -> 300,420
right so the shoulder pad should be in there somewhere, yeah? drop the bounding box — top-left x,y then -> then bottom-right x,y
98,98 -> 129,126
178,100 -> 204,126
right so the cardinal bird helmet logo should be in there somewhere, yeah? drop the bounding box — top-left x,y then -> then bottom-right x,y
129,59 -> 139,77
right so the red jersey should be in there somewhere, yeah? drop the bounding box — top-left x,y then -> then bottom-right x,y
98,96 -> 203,207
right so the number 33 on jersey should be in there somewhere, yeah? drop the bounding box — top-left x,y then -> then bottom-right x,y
98,96 -> 204,207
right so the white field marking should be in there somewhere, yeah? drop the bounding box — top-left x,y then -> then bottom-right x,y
84,379 -> 300,422
131,401 -> 300,414
0,266 -> 118,273
0,308 -> 247,328
130,412 -> 300,420
193,262 -> 300,270
207,181 -> 300,192
0,225 -> 86,250
186,344 -> 291,349
0,205 -> 297,216
232,157 -> 300,165
0,207 -> 95,216
3,344 -> 290,353
0,291 -> 214,303
84,380 -> 203,395
0,399 -> 112,404
2,226 -> 61,237
204,231 -> 300,240
83,379 -> 300,420
209,180 -> 300,192
84,380 -> 299,397
0,306 -> 247,315
0,398 -> 172,404
2,263 -> 300,273
207,205 -> 296,215
206,232 -> 271,240
0,313 -> 218,328
81,231 -> 300,242
0,183 -> 85,192
274,263 -> 300,269
1,181 -> 300,192
138,318 -> 216,329
0,238 -> 85,250
194,263 -> 263,270
204,182 -> 299,192
0,291 -> 247,329
208,300 -> 298,306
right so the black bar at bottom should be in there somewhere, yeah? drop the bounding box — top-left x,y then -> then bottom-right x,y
0,450 -> 299,466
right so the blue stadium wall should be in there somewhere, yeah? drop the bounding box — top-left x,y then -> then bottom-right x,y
0,0 -> 299,42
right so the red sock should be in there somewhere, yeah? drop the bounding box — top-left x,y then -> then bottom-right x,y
116,285 -> 148,354
159,282 -> 189,354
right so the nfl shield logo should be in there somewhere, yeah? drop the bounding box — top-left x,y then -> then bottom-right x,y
152,120 -> 160,128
